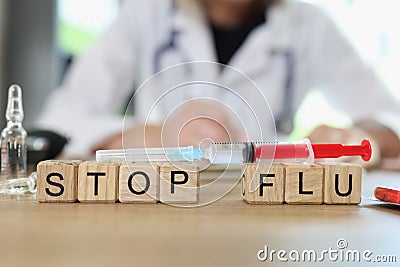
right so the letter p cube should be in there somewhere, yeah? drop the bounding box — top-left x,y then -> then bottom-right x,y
160,163 -> 199,204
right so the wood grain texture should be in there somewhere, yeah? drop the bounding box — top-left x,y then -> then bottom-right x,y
1,171 -> 399,267
78,162 -> 119,203
324,164 -> 362,204
285,164 -> 324,204
119,163 -> 159,203
159,163 -> 199,204
36,160 -> 81,203
242,164 -> 285,204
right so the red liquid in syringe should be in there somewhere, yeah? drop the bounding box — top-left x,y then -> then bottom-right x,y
253,139 -> 372,163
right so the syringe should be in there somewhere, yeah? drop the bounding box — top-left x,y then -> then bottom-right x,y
96,138 -> 372,164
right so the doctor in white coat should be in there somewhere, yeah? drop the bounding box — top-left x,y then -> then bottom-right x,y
37,0 -> 400,165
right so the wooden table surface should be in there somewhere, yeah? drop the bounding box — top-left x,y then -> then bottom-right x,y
0,169 -> 399,267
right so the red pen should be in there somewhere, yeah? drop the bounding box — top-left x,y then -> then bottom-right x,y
374,187 -> 400,205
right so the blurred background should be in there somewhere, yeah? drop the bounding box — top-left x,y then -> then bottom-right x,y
0,0 -> 399,139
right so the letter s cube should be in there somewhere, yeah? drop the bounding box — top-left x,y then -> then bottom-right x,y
36,160 -> 81,203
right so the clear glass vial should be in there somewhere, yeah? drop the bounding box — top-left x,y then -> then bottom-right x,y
0,85 -> 27,180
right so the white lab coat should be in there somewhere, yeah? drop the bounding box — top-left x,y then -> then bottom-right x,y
36,0 -> 400,159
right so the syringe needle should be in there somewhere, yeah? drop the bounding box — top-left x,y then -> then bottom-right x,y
0,172 -> 37,195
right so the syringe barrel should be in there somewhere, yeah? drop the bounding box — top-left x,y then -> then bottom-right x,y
253,139 -> 314,164
209,139 -> 314,164
205,143 -> 252,164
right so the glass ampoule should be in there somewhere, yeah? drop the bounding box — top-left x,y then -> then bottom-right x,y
0,85 -> 27,180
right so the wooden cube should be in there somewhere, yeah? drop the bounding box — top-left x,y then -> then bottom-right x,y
78,162 -> 119,203
159,163 -> 199,204
324,164 -> 362,204
36,160 -> 81,203
285,164 -> 324,204
119,163 -> 160,203
242,164 -> 285,204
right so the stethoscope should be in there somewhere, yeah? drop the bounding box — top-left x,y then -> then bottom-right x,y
153,29 -> 190,74
152,5 -> 295,135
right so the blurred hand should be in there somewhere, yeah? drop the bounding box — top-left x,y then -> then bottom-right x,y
308,125 -> 381,169
162,99 -> 245,147
95,124 -> 163,151
94,100 -> 244,151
